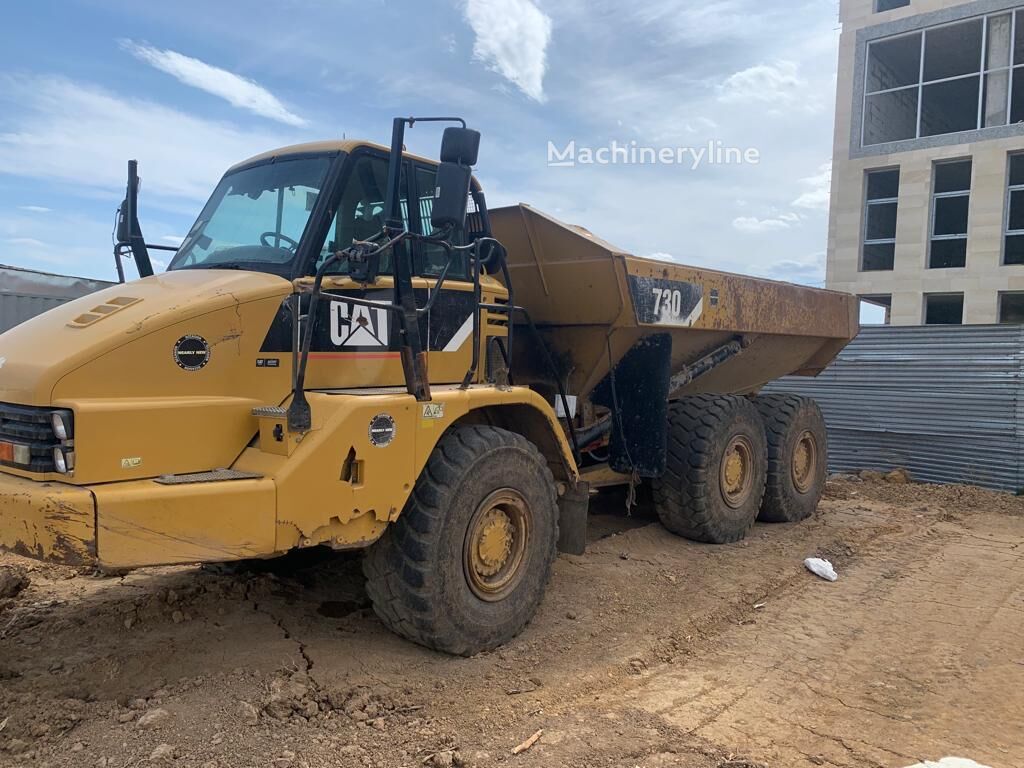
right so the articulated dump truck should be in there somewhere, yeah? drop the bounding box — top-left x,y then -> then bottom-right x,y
0,118 -> 858,655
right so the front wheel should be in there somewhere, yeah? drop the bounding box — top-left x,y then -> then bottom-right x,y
362,425 -> 559,656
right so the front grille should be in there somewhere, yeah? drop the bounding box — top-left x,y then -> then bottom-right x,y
0,402 -> 57,473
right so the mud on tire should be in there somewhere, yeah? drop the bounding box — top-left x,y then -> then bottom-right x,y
362,424 -> 559,656
652,395 -> 767,544
754,394 -> 827,523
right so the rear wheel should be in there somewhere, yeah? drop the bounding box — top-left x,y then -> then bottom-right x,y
754,394 -> 827,523
652,395 -> 767,544
362,424 -> 558,656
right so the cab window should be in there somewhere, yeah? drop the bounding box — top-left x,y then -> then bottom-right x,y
318,154 -> 410,274
172,155 -> 332,273
317,154 -> 470,280
412,165 -> 469,279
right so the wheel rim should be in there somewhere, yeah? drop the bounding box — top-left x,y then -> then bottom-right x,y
791,430 -> 818,494
464,488 -> 531,602
720,435 -> 755,509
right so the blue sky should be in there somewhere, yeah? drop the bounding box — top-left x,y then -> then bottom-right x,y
0,0 -> 841,284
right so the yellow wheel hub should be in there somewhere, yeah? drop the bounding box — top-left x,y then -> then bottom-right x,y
791,431 -> 818,494
720,435 -> 755,509
464,489 -> 532,602
723,451 -> 745,492
475,510 -> 513,577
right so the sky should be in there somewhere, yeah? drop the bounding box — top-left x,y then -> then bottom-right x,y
0,0 -> 842,285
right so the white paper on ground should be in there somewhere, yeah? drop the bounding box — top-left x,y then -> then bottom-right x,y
804,557 -> 838,582
901,759 -> 992,768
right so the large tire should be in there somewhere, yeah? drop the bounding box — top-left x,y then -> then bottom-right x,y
754,394 -> 827,523
652,395 -> 767,544
362,424 -> 558,656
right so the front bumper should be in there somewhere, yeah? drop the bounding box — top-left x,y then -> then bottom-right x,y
0,471 -> 96,565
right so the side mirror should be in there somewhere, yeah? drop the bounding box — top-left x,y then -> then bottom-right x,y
115,198 -> 131,243
431,162 -> 472,231
432,127 -> 481,232
440,127 -> 480,165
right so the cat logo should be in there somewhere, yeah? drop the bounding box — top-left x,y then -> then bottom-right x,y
329,300 -> 390,348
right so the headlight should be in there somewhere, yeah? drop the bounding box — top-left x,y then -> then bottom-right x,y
51,410 -> 73,441
52,446 -> 74,474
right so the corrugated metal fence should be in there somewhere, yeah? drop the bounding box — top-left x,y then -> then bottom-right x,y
763,324 -> 1024,493
0,264 -> 112,334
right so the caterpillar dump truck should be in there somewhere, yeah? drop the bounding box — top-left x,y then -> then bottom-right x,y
0,118 -> 858,655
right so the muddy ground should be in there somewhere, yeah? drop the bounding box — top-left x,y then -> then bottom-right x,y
0,477 -> 1022,768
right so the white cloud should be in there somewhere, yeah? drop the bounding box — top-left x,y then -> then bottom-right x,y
5,237 -> 48,248
732,215 -> 796,233
121,40 -> 307,127
719,61 -> 804,105
161,235 -> 185,245
558,0 -> 778,47
759,251 -> 825,285
464,0 -> 552,102
681,117 -> 719,135
16,205 -> 51,213
792,162 -> 832,211
0,75 -> 289,203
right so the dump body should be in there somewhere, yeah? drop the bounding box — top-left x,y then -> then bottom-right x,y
490,205 -> 859,400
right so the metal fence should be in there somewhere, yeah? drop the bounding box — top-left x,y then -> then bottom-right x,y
0,264 -> 112,334
763,324 -> 1024,493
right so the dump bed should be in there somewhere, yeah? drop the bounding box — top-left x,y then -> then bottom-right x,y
489,204 -> 859,400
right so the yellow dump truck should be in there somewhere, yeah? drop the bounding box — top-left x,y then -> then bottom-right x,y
0,118 -> 858,654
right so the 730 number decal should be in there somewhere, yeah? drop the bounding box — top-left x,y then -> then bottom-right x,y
627,276 -> 705,327
652,287 -> 684,319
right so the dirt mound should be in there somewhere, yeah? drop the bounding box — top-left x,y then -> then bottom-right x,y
0,566 -> 29,599
827,475 -> 1024,518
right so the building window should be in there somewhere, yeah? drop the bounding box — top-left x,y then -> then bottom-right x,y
863,10 -> 1024,146
924,293 -> 965,324
876,0 -> 910,10
862,168 -> 899,271
929,159 -> 972,268
999,291 -> 1024,322
1005,153 -> 1024,264
859,295 -> 892,325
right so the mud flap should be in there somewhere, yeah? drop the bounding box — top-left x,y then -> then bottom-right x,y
557,481 -> 590,555
591,334 -> 672,478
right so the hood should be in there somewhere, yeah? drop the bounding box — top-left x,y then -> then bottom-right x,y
0,269 -> 292,405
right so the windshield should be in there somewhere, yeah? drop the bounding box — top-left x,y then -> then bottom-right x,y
169,155 -> 333,273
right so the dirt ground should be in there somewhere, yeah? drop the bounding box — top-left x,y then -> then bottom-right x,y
0,476 -> 1022,768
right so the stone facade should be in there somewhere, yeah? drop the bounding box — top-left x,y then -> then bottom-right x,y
828,0 -> 1024,324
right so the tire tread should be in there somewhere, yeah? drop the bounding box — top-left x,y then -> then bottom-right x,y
363,424 -> 558,656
